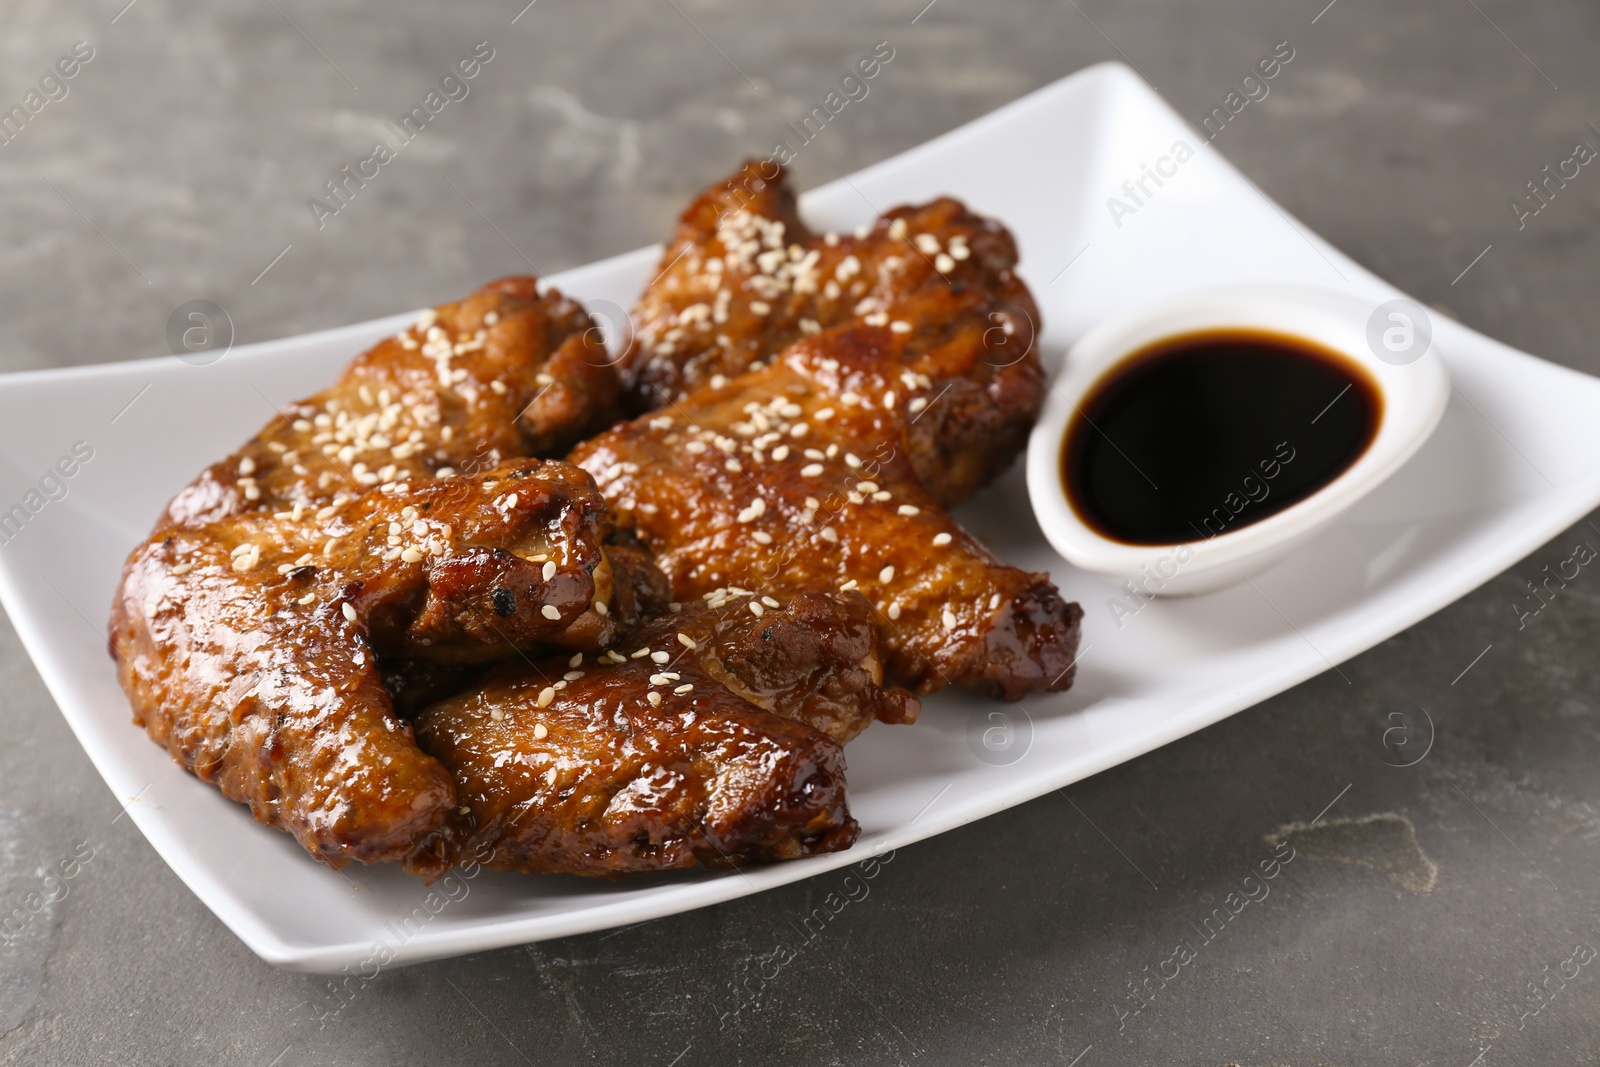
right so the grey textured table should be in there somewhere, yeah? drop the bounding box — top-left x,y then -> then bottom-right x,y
3,1 -> 1599,1064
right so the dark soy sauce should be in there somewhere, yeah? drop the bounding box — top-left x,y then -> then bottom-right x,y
1062,329 -> 1381,546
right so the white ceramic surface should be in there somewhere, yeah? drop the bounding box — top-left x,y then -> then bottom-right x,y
1026,284 -> 1452,594
4,63 -> 1600,972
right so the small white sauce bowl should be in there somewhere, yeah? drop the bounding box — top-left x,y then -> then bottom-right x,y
1026,284 -> 1451,596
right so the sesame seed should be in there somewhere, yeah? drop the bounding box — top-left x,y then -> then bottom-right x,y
888,604 -> 901,620
649,673 -> 670,686
594,601 -> 608,616
737,499 -> 766,522
400,547 -> 424,563
541,605 -> 561,620
647,691 -> 662,707
942,608 -> 957,630
538,687 -> 555,707
533,723 -> 549,740
749,601 -> 765,617
772,445 -> 789,461
169,563 -> 193,576
678,633 -> 697,650
820,527 -> 839,543
840,578 -> 859,591
504,493 -> 519,509
814,407 -> 835,421
651,650 -> 669,664
898,505 -> 920,516
935,253 -> 955,273
342,603 -> 357,622
490,708 -> 505,721
674,684 -> 694,695
801,463 -> 824,477
238,456 -> 255,476
298,593 -> 316,606
569,653 -> 583,668
933,532 -> 953,546
890,321 -> 912,334
564,671 -> 583,681
632,648 -> 651,659
752,531 -> 772,544
542,561 -> 557,581
879,565 -> 896,583
883,391 -> 896,409
908,397 -> 928,413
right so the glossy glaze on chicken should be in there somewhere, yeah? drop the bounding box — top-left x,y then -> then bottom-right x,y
414,590 -> 910,876
109,166 -> 1082,882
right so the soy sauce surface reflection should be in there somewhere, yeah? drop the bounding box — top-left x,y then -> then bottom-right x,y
1062,329 -> 1381,546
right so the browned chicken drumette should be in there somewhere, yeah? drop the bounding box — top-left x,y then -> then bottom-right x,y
620,160 -> 1044,507
413,590 -> 914,875
573,324 -> 1083,699
110,459 -> 646,877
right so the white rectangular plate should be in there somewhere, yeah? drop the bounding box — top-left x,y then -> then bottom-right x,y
4,63 -> 1599,972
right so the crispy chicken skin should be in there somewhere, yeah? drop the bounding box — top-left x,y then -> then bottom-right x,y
621,161 -> 1044,507
412,591 -> 909,875
110,460 -> 642,876
164,275 -> 619,529
572,326 -> 1084,699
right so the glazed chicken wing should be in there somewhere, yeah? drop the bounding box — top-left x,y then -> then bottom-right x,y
572,326 -> 1084,699
621,160 -> 1043,507
413,590 -> 915,875
110,459 -> 649,876
164,275 -> 620,529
